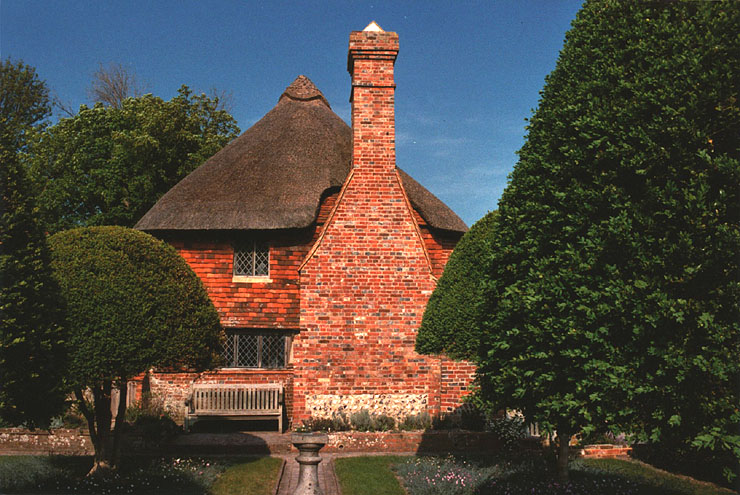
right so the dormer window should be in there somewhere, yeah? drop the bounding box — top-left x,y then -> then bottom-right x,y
233,241 -> 269,278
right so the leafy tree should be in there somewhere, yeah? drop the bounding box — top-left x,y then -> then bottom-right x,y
0,59 -> 67,427
422,1 -> 739,482
30,86 -> 239,233
1,59 -> 50,146
416,210 -> 497,361
49,226 -> 222,474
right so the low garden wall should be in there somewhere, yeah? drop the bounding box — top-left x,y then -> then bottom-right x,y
0,428 -> 632,459
0,428 -> 92,455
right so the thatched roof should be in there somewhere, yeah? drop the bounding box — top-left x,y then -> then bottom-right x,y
136,76 -> 467,233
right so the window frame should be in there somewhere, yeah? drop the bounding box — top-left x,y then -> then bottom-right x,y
219,329 -> 292,369
233,240 -> 270,279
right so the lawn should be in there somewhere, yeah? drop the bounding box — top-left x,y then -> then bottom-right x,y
334,455 -> 407,495
0,455 -> 283,494
335,455 -> 737,495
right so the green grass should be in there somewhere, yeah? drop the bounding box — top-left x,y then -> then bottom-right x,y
210,456 -> 283,495
0,455 -> 283,494
334,455 -> 407,495
579,458 -> 737,495
333,455 -> 737,495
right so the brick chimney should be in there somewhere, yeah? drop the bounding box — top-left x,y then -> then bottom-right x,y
348,21 -> 399,173
294,22 -> 442,424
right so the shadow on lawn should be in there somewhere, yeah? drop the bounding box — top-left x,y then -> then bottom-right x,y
0,454 -> 272,494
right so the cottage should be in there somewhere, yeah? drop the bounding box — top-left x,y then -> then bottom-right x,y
135,22 -> 476,430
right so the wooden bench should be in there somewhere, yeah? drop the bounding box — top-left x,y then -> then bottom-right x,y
184,383 -> 284,432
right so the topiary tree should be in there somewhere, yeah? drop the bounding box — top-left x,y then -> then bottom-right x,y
416,210 -> 497,361
421,0 -> 739,483
49,226 -> 222,475
0,59 -> 67,427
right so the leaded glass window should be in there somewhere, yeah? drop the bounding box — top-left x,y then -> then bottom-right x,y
233,241 -> 269,277
220,330 -> 289,368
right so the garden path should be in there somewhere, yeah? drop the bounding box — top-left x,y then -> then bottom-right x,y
276,453 -> 341,495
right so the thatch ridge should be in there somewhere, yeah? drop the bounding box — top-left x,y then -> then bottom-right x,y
136,76 -> 467,233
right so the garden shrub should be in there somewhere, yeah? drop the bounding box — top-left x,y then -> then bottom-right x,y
350,409 -> 375,432
487,414 -> 527,452
126,395 -> 180,446
49,226 -> 223,473
299,413 -> 350,432
459,408 -> 486,431
432,404 -> 486,431
374,414 -> 396,431
1,65 -> 68,427
432,413 -> 460,430
49,405 -> 87,429
416,0 -> 740,483
400,412 -> 433,431
416,211 -> 497,361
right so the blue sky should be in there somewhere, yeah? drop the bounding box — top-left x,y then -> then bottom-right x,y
2,1 -> 583,226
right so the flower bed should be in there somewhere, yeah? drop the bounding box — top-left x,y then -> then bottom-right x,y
322,430 -> 501,454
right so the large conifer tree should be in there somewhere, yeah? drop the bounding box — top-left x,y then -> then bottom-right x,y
426,1 -> 738,481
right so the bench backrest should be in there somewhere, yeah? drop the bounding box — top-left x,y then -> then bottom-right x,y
190,384 -> 283,414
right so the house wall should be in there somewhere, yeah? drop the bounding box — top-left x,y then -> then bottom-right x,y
290,27 -> 475,424
142,26 -> 477,428
146,192 -> 340,421
147,187 -> 472,427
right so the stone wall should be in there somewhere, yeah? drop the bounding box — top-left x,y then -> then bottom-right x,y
306,394 -> 428,420
0,428 -> 92,455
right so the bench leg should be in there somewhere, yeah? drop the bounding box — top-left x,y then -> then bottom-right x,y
278,414 -> 283,433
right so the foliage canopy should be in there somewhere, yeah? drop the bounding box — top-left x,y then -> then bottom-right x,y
49,226 -> 222,386
419,0 -> 739,481
48,226 -> 222,472
0,58 -> 50,149
30,86 -> 239,233
0,59 -> 66,427
484,0 -> 739,479
416,210 -> 497,360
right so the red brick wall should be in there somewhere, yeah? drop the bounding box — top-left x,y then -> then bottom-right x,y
146,192 -> 341,424
169,234 -> 303,329
440,359 -> 477,414
160,191 -> 340,330
292,27 -> 448,423
414,210 -> 462,278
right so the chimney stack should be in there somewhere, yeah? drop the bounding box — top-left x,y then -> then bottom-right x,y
348,21 -> 399,174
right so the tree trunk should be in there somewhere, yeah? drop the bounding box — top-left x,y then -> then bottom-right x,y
556,427 -> 570,483
88,381 -> 114,476
111,382 -> 128,467
74,388 -> 99,455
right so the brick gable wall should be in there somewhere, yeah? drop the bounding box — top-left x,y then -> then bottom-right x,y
290,26 -> 474,423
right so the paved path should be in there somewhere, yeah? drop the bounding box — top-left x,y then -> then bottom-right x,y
276,453 -> 341,495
